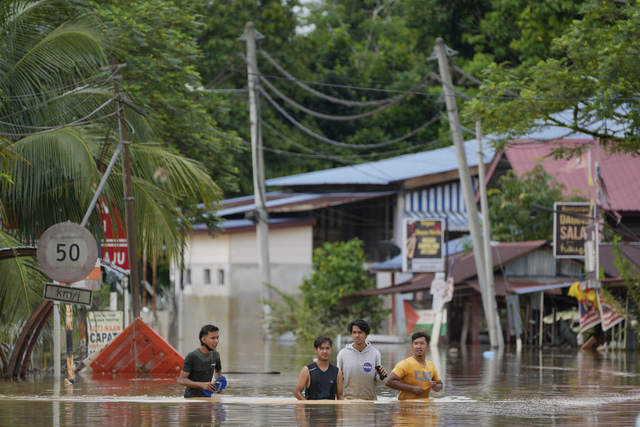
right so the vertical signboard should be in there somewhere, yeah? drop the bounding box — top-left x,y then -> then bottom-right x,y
402,218 -> 445,272
553,202 -> 590,259
87,311 -> 124,355
100,205 -> 129,270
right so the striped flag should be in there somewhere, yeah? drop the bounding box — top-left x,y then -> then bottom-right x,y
598,290 -> 624,331
579,298 -> 601,333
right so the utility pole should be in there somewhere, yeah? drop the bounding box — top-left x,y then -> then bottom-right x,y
111,61 -> 141,320
241,22 -> 272,334
432,38 -> 499,347
476,120 -> 504,348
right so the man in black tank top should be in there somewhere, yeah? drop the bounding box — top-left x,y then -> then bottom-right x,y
294,336 -> 344,400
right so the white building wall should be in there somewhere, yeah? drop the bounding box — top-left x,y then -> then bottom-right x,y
177,224 -> 313,353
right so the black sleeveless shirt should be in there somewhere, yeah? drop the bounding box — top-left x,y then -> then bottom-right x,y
305,362 -> 338,400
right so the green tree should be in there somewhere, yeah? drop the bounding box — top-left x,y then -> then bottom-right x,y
86,0 -> 244,194
488,165 -> 584,241
268,238 -> 388,342
0,0 -> 222,369
465,0 -> 640,155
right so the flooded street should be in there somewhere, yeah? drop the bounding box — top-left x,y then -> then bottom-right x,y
2,342 -> 640,425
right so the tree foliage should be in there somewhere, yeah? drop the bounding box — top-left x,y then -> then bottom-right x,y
488,165 -> 585,242
465,0 -> 640,155
0,0 -> 222,354
86,0 -> 244,194
268,238 -> 388,342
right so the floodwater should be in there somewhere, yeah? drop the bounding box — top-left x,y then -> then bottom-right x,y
2,342 -> 640,426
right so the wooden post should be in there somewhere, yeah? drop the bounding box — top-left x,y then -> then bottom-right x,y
65,303 -> 74,384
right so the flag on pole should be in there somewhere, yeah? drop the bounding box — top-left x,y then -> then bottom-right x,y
597,290 -> 624,331
579,298 -> 601,333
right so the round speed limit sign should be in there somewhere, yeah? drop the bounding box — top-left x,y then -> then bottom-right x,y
37,222 -> 99,283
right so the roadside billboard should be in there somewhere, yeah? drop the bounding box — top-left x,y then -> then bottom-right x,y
402,218 -> 445,272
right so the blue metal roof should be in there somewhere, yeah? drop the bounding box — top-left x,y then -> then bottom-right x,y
266,106 -> 630,189
266,138 -> 496,187
212,191 -> 396,217
193,217 -> 308,231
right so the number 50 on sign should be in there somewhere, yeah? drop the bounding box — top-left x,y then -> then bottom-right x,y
37,222 -> 99,283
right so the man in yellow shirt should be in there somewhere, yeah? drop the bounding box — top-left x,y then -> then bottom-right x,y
385,331 -> 443,400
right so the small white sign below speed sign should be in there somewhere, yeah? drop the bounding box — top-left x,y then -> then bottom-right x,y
37,222 -> 99,283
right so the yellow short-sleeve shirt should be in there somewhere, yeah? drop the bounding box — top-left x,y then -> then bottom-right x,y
391,357 -> 440,400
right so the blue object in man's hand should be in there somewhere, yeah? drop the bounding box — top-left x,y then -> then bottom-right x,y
203,376 -> 227,396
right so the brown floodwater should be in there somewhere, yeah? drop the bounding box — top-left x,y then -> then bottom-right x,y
2,342 -> 640,426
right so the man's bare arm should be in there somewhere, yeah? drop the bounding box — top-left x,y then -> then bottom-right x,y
294,366 -> 310,400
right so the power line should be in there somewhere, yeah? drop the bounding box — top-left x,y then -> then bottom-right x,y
259,49 -> 428,107
260,86 -> 442,149
0,76 -> 115,124
244,52 -> 434,121
226,65 -> 640,103
0,97 -> 117,137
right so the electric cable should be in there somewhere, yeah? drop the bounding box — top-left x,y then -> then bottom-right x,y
259,49 -> 432,107
0,97 -> 117,137
260,86 -> 441,149
244,53 -> 432,121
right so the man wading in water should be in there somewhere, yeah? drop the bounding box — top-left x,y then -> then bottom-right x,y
178,324 -> 223,398
294,336 -> 344,400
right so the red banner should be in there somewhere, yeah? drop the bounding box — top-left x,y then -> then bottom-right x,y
100,205 -> 129,270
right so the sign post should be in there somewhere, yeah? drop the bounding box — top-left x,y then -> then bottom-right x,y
37,222 -> 98,385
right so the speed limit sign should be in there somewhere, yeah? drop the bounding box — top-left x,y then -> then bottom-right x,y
37,222 -> 99,283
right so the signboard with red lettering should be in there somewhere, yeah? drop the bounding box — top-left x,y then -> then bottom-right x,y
100,205 -> 129,270
87,311 -> 124,355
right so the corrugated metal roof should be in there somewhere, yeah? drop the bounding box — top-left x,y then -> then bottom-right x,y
505,108 -> 630,142
404,211 -> 477,232
193,217 -> 315,234
503,142 -> 640,211
451,240 -> 549,282
266,139 -> 496,187
213,191 -> 396,217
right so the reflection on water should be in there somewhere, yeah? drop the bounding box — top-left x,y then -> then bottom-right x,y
2,343 -> 640,425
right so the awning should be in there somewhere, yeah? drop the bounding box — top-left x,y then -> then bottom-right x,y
339,273 -> 435,308
465,279 -> 574,297
404,210 -> 472,232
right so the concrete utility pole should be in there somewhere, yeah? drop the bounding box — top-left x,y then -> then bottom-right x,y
433,38 -> 499,347
476,120 -> 504,348
112,62 -> 141,320
242,22 -> 272,332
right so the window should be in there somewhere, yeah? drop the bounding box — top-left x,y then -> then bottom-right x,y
204,269 -> 211,285
217,269 -> 225,286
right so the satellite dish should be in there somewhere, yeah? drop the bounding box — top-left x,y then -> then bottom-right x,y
377,240 -> 401,259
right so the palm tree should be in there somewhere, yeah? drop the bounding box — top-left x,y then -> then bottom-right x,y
0,0 -> 222,372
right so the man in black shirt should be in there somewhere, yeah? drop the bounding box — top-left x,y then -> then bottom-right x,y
178,324 -> 223,398
294,336 -> 344,400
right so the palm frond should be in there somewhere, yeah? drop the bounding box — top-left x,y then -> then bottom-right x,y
130,143 -> 222,208
3,128 -> 100,241
0,229 -> 47,343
